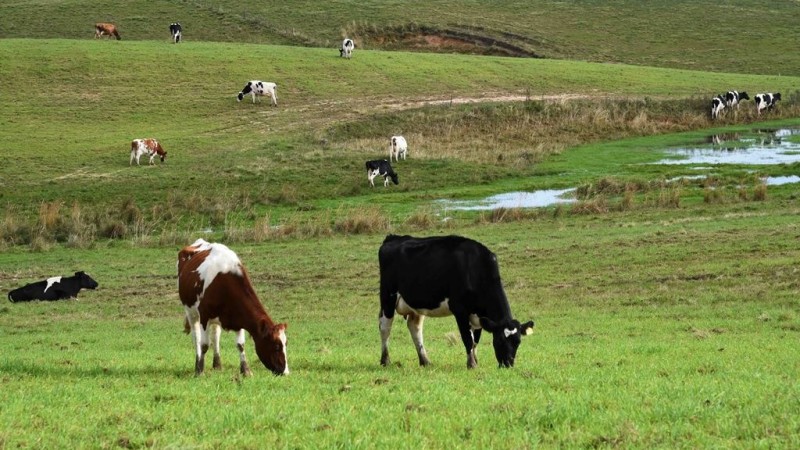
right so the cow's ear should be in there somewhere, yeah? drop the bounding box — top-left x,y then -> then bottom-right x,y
257,319 -> 270,338
479,317 -> 500,332
521,321 -> 535,336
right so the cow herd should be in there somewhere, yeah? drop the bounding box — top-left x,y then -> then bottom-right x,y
8,235 -> 536,375
711,90 -> 781,119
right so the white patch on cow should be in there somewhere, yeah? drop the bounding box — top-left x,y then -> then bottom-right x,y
503,328 -> 518,338
396,296 -> 452,317
44,276 -> 62,292
279,328 -> 289,375
195,242 -> 243,296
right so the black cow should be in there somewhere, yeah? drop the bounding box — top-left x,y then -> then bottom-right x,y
366,160 -> 398,187
755,93 -> 781,116
378,235 -> 534,369
725,90 -> 749,110
7,271 -> 98,303
170,22 -> 182,43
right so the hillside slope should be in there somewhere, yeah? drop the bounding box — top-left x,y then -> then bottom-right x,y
2,0 -> 800,75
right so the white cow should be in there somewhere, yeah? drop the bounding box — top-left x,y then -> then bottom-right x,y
389,135 -> 408,162
236,80 -> 278,106
340,39 -> 354,59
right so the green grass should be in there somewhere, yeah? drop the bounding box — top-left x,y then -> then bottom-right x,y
2,38 -> 800,245
3,2 -> 800,447
2,211 -> 800,448
3,0 -> 800,75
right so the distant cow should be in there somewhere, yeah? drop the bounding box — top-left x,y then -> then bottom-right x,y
170,22 -> 182,43
178,239 -> 289,376
755,93 -> 781,116
366,159 -> 398,187
237,80 -> 278,106
725,90 -> 749,110
95,23 -> 120,40
378,235 -> 534,369
130,138 -> 167,165
340,38 -> 354,58
711,94 -> 726,119
8,271 -> 98,302
389,135 -> 408,162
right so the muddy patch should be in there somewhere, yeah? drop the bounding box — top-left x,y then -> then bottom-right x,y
359,24 -> 543,58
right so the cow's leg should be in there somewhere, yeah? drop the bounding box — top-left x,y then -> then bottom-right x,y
236,329 -> 252,376
379,310 -> 394,366
185,305 -> 208,375
130,152 -> 134,165
384,176 -> 390,187
454,314 -> 478,368
368,170 -> 377,187
270,92 -> 277,106
209,321 -> 222,369
406,312 -> 431,366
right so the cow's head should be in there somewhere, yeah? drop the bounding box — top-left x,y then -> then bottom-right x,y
480,317 -> 534,368
160,151 -> 167,163
76,271 -> 99,290
254,321 -> 289,375
390,173 -> 399,185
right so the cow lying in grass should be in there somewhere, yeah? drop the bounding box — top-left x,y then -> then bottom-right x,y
8,272 -> 98,302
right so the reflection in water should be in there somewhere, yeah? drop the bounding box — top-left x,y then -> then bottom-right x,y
439,189 -> 576,211
656,128 -> 800,165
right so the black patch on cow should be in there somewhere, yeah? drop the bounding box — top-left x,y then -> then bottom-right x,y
8,271 -> 99,302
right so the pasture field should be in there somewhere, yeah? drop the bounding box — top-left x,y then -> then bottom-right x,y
2,2 -> 800,447
1,211 -> 800,448
2,0 -> 800,75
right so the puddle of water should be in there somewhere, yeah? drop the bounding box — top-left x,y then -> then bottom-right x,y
439,188 -> 576,210
764,175 -> 800,186
656,129 -> 800,165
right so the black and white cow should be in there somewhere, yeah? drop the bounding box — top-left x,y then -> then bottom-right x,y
7,271 -> 98,302
755,93 -> 781,116
725,90 -> 749,110
170,22 -> 182,43
237,80 -> 278,106
711,94 -> 726,119
340,38 -> 354,59
366,160 -> 398,187
378,235 -> 535,369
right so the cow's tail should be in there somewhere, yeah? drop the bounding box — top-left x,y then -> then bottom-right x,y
237,82 -> 252,102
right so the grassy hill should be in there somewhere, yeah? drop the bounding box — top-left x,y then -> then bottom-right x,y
2,37 -> 799,245
3,2 -> 800,449
2,0 -> 800,75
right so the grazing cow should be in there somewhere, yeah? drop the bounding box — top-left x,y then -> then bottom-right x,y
237,80 -> 278,106
94,23 -> 121,40
711,94 -> 726,119
130,138 -> 167,165
378,235 -> 535,369
366,159 -> 399,187
8,272 -> 98,303
340,38 -> 355,58
389,135 -> 408,162
169,22 -> 182,43
725,90 -> 749,110
755,93 -> 781,116
178,239 -> 288,376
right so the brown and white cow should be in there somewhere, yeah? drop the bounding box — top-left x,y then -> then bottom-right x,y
130,138 -> 167,165
178,239 -> 288,376
95,23 -> 121,40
